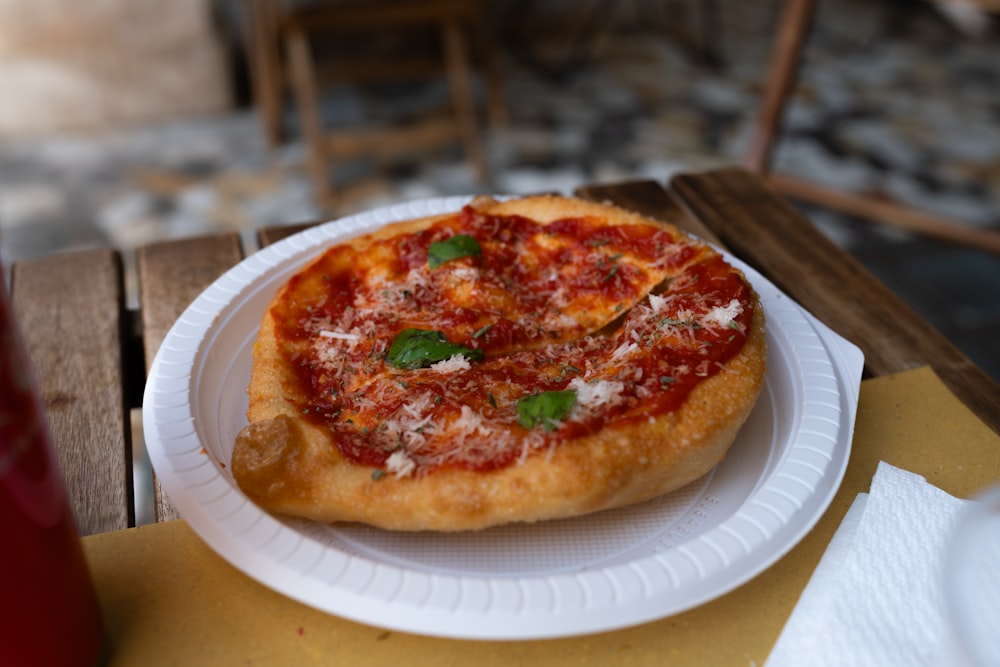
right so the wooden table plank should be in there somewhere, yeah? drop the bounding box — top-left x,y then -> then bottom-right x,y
11,249 -> 133,535
257,222 -> 316,247
670,167 -> 1000,435
136,233 -> 245,522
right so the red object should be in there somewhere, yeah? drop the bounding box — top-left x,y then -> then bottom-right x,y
0,270 -> 104,666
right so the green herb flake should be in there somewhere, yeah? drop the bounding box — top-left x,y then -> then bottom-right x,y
371,469 -> 385,481
427,234 -> 481,269
517,390 -> 577,432
471,323 -> 493,339
385,328 -> 484,369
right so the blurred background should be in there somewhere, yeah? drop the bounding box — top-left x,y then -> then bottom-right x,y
1,0 -> 999,382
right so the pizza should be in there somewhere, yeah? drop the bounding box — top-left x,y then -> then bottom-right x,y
231,194 -> 766,531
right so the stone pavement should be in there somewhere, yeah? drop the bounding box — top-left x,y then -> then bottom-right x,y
1,0 -> 998,380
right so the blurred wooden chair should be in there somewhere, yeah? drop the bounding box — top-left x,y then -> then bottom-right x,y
745,0 -> 1000,254
243,0 -> 506,210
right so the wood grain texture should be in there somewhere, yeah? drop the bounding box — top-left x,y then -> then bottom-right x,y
257,222 -> 317,248
670,167 -> 1000,435
11,249 -> 133,535
766,172 -> 1000,254
137,233 -> 244,522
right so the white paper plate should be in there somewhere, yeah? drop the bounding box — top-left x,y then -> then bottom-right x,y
143,196 -> 864,640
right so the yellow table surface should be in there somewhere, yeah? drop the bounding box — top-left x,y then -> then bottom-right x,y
84,366 -> 1000,666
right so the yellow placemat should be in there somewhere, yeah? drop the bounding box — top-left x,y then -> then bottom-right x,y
85,367 -> 1000,666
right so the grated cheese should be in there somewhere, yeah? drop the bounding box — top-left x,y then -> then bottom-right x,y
610,341 -> 639,361
701,299 -> 743,329
386,450 -> 417,478
318,330 -> 361,341
648,293 -> 668,313
429,354 -> 472,374
569,377 -> 625,410
400,393 -> 435,419
451,405 -> 494,439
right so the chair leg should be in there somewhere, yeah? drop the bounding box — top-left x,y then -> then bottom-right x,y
245,0 -> 286,147
745,0 -> 1000,255
766,173 -> 1000,254
696,0 -> 725,68
743,0 -> 816,174
442,17 -> 489,183
474,4 -> 510,128
285,26 -> 336,210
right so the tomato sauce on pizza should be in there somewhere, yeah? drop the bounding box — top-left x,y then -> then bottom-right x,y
266,204 -> 755,476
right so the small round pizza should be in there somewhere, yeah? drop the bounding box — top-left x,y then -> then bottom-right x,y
231,194 -> 766,531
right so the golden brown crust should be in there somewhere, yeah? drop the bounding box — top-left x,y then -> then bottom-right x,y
231,195 -> 767,531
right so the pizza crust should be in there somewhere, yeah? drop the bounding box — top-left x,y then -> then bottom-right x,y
231,195 -> 767,531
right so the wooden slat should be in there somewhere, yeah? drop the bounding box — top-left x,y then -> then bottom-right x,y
282,0 -> 480,33
324,116 -> 460,157
574,179 -> 722,245
670,167 -> 1000,435
11,249 -> 133,535
257,222 -> 317,247
314,59 -> 450,84
766,173 -> 1000,255
136,233 -> 245,522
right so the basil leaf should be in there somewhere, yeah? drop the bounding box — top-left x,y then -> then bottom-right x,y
517,390 -> 577,431
427,234 -> 481,268
386,328 -> 484,369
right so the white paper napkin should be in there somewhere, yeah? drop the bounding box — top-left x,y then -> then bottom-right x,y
766,462 -> 970,667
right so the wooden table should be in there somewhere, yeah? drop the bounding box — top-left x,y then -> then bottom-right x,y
9,168 -> 1000,662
